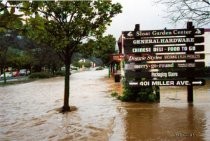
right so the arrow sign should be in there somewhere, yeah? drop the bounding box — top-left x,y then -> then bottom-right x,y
128,79 -> 205,87
122,28 -> 204,38
195,29 -> 202,35
127,31 -> 133,37
192,80 -> 206,86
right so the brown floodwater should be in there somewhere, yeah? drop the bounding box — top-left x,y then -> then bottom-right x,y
0,69 -> 210,141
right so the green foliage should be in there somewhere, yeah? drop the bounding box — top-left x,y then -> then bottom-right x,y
20,1 -> 122,51
84,61 -> 92,68
0,31 -> 18,74
0,2 -> 23,31
78,35 -> 116,64
29,72 -> 53,79
119,80 -> 160,102
31,45 -> 63,73
73,60 -> 92,68
7,47 -> 32,69
54,71 -> 65,76
111,91 -> 118,97
72,61 -> 82,68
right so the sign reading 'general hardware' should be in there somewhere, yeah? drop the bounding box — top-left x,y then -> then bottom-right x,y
124,37 -> 204,45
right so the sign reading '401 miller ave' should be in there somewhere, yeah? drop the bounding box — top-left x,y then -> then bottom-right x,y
129,79 -> 205,87
122,23 -> 205,88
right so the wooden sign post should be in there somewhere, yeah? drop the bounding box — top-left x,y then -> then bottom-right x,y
187,22 -> 194,103
122,22 -> 205,103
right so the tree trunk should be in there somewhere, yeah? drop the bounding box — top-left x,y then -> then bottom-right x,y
62,49 -> 71,112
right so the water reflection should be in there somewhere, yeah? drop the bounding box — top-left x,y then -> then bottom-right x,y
114,81 -> 210,141
119,103 -> 205,141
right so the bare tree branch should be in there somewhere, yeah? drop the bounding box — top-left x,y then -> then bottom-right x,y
156,0 -> 210,26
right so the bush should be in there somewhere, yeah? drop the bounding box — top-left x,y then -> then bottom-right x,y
119,80 -> 160,102
54,71 -> 65,76
72,61 -> 82,68
29,72 -> 53,79
111,91 -> 118,97
72,61 -> 92,68
84,61 -> 92,68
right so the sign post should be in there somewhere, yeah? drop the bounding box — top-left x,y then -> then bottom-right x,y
187,22 -> 194,103
122,22 -> 205,103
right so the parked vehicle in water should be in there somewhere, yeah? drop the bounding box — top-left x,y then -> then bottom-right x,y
0,72 -> 12,79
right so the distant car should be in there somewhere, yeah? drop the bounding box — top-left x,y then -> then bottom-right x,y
0,72 -> 12,79
19,69 -> 27,76
12,71 -> 19,77
19,69 -> 30,76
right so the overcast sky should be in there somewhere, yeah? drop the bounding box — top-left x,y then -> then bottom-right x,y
105,0 -> 210,65
105,0 -> 204,39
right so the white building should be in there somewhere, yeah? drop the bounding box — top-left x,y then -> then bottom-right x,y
204,29 -> 210,67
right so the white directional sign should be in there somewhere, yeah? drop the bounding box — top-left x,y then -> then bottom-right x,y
125,62 -> 205,70
128,79 -> 205,87
126,37 -> 204,45
124,45 -> 204,53
123,28 -> 204,38
126,54 -> 205,62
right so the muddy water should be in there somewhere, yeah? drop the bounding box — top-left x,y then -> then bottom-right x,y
111,81 -> 210,141
0,69 -> 210,141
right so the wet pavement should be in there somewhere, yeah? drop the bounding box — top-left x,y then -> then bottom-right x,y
0,69 -> 210,141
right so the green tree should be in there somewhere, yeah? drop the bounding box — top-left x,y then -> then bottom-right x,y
31,44 -> 62,73
94,35 -> 116,64
0,31 -> 18,83
19,1 -> 122,112
0,1 -> 23,31
79,35 -> 116,65
157,0 -> 210,26
78,39 -> 95,59
6,47 -> 32,70
0,1 -> 24,83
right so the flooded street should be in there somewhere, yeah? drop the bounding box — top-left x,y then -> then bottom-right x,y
1,69 -> 210,141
